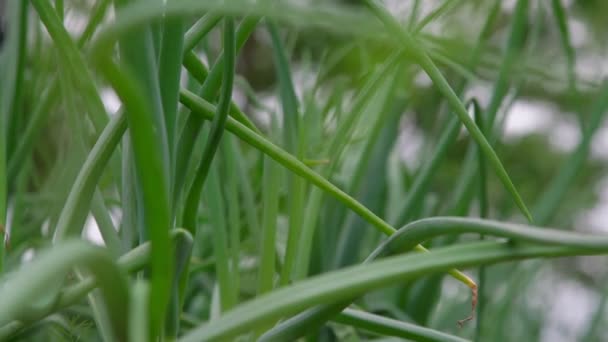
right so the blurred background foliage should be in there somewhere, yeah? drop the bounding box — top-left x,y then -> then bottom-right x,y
3,0 -> 608,341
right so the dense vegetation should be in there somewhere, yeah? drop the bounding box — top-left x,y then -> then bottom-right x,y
1,0 -> 608,341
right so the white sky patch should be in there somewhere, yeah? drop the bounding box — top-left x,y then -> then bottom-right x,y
591,123 -> 608,160
291,65 -> 317,101
464,82 -> 493,108
578,204 -> 608,234
64,10 -> 88,38
384,0 -> 411,19
414,70 -> 433,88
524,266 -> 600,342
575,178 -> 608,234
569,16 -> 590,48
502,100 -> 556,140
21,248 -> 36,263
41,219 -> 51,237
501,0 -> 518,12
232,86 -> 248,109
256,93 -> 279,129
548,116 -> 580,153
575,53 -> 608,84
101,87 -> 121,115
83,214 -> 105,246
110,207 -> 122,229
540,279 -> 598,342
396,116 -> 425,171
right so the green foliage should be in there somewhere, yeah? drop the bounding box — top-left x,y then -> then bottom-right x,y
1,0 -> 608,341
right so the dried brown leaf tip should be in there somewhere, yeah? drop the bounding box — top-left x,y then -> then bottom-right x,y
457,283 -> 478,328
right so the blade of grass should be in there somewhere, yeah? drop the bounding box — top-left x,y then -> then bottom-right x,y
204,161 -> 236,311
8,0 -> 112,180
176,17 -> 259,206
91,190 -> 122,255
413,0 -> 459,34
96,59 -> 171,340
173,14 -> 252,318
268,21 -> 299,154
129,281 -> 149,342
165,222 -> 194,339
7,86 -> 59,181
408,0 -> 421,29
392,111 -> 460,226
333,77 -> 403,268
182,237 -> 608,342
87,0 -> 599,97
31,0 -> 109,132
179,90 -> 393,237
333,308 -> 470,342
235,145 -> 261,239
402,102 -> 490,326
113,1 -> 174,337
371,217 -> 608,256
474,99 -> 489,335
392,0 -> 501,227
261,215 -> 608,341
267,21 -> 305,285
179,89 -> 476,292
79,0 -> 111,45
294,52 -> 403,279
114,0 -> 170,186
533,81 -> 608,224
551,0 -> 576,92
364,0 -> 533,222
183,13 -> 223,53
3,0 -> 28,168
0,229 -> 192,340
53,113 -> 127,240
157,8 -> 186,337
444,0 -> 537,219
0,241 -> 129,341
53,65 -> 120,340
482,0 -> 529,128
182,17 -> 235,233
182,51 -> 260,134
120,135 -> 138,252
581,276 -> 608,342
158,0 -> 185,176
89,1 -> 380,59
177,135 -> 251,316
0,0 -> 28,274
222,136 -> 242,299
54,0 -> 63,19
257,155 -> 281,295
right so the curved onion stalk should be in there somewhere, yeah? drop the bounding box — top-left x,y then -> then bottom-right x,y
8,0 -> 111,181
0,0 -> 28,274
95,58 -> 172,340
182,18 -> 236,232
261,214 -> 608,340
53,113 -> 127,240
176,16 -> 259,206
0,241 -> 129,341
129,281 -> 149,342
267,20 -> 305,285
333,308 -> 470,342
182,232 -> 608,342
89,1 -> 381,60
364,0 -> 533,223
0,229 -> 192,340
178,89 -> 476,289
31,0 -> 108,131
